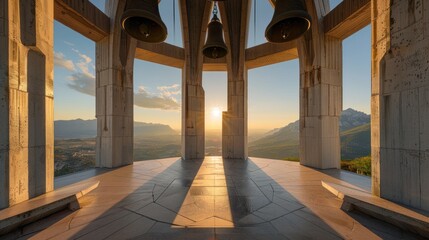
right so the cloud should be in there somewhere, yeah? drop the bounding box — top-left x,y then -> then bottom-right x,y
67,72 -> 95,97
60,48 -> 181,110
157,84 -> 181,97
66,50 -> 95,96
135,86 -> 180,110
64,41 -> 75,46
54,52 -> 75,71
72,49 -> 95,77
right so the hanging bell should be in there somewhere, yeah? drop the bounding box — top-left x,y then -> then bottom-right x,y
121,0 -> 168,43
203,14 -> 228,59
265,0 -> 312,43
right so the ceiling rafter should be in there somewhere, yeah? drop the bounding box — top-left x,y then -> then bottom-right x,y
135,42 -> 185,68
246,42 -> 298,69
54,0 -> 110,41
323,0 -> 371,39
53,0 -> 370,70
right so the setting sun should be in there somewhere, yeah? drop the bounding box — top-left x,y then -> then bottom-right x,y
211,107 -> 221,118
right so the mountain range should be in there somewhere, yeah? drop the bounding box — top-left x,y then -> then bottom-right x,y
55,108 -> 370,160
54,119 -> 178,139
249,108 -> 370,160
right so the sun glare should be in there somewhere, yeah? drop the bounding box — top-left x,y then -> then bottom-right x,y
211,107 -> 221,118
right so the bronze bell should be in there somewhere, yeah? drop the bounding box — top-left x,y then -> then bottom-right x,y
203,14 -> 228,59
265,0 -> 312,43
121,0 -> 167,43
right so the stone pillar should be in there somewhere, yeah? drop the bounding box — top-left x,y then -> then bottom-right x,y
297,0 -> 342,169
180,0 -> 210,160
220,1 -> 249,160
95,0 -> 136,168
0,0 -> 54,209
372,0 -> 429,211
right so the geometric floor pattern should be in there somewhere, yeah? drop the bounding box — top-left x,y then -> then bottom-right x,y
3,157 -> 423,239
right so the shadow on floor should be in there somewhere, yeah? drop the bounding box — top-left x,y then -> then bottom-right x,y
5,157 -> 424,239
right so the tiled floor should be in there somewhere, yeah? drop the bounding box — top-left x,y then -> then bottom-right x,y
3,157 -> 424,239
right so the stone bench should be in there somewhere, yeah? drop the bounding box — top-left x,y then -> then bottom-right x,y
322,181 -> 429,238
0,181 -> 99,235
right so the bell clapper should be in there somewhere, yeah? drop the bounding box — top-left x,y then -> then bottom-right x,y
212,47 -> 218,59
140,24 -> 151,38
281,23 -> 290,40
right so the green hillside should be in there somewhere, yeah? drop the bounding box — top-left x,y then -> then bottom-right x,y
249,122 -> 370,160
248,121 -> 299,159
340,123 -> 370,160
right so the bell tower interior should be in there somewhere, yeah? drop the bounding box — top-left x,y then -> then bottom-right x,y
1,0 -> 429,238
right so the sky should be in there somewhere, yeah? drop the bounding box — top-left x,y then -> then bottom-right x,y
53,0 -> 370,131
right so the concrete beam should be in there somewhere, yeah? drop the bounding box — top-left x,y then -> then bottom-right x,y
135,42 -> 185,68
203,57 -> 227,71
54,0 -> 110,42
323,0 -> 371,39
134,41 -> 300,71
245,42 -> 298,69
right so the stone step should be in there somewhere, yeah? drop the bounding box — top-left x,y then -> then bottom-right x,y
0,181 -> 99,235
322,181 -> 429,238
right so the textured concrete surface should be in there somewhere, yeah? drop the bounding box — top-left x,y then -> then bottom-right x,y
323,181 -> 429,238
371,0 -> 429,211
221,1 -> 249,160
95,0 -> 136,168
0,181 -> 99,235
297,0 -> 342,169
1,157 -> 424,239
0,0 -> 54,209
180,0 -> 210,160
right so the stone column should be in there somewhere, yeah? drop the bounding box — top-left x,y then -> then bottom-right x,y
220,1 -> 249,160
180,0 -> 210,160
297,0 -> 342,169
95,0 -> 136,168
0,0 -> 54,209
372,0 -> 429,211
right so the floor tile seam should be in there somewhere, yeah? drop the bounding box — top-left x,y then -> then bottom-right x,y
72,211 -> 135,240
121,207 -> 192,227
249,177 -> 275,203
121,198 -> 153,213
257,206 -> 306,223
282,207 -> 343,239
16,210 -> 79,239
69,208 -> 131,230
153,179 -> 176,202
152,202 -> 198,223
98,214 -> 144,240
